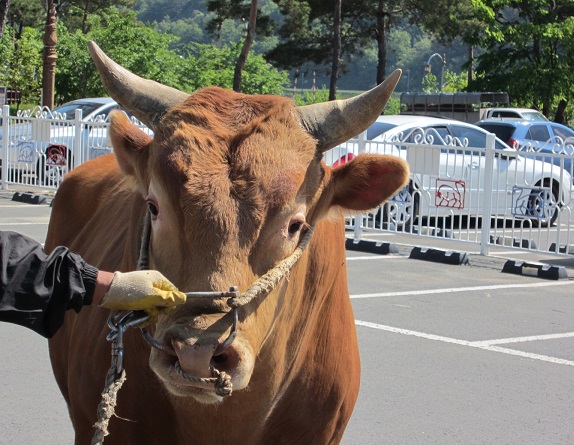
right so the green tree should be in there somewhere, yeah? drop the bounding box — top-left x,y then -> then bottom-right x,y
58,0 -> 137,33
54,7 -> 288,102
56,8 -> 183,102
0,26 -> 42,107
468,0 -> 574,122
183,42 -> 288,94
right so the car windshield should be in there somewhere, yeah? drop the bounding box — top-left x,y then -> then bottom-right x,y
52,102 -> 107,120
521,111 -> 549,122
367,122 -> 398,139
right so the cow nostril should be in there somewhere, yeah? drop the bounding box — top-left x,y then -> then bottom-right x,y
212,351 -> 229,365
211,346 -> 239,373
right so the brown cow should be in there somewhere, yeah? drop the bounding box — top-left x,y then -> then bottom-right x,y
45,41 -> 409,444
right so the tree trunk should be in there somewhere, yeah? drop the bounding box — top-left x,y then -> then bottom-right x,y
233,0 -> 258,93
554,99 -> 567,125
375,0 -> 387,85
467,45 -> 474,84
81,0 -> 91,34
0,0 -> 10,41
329,0 -> 342,101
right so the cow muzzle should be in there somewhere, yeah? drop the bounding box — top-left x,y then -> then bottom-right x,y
147,303 -> 254,403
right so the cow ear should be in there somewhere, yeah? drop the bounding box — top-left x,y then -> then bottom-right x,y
109,110 -> 152,179
330,154 -> 409,211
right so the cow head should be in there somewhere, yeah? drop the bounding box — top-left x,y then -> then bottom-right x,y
89,42 -> 409,404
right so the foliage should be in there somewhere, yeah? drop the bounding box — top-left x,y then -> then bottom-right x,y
421,72 -> 438,93
58,0 -> 137,33
55,8 -> 183,102
443,70 -> 468,93
182,42 -> 288,94
292,85 -> 331,105
0,5 -> 288,106
0,26 -> 42,108
468,0 -> 574,121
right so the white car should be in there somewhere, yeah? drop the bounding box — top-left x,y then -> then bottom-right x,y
483,107 -> 548,122
324,115 -> 572,228
1,98 -> 150,185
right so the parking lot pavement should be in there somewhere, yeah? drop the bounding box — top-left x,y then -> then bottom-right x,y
1,192 -> 573,444
342,250 -> 574,445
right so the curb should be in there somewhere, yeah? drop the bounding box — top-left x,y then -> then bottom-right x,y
409,247 -> 470,265
345,238 -> 399,255
11,192 -> 48,205
490,235 -> 537,249
502,260 -> 568,280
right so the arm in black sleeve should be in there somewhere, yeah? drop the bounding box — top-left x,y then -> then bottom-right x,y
0,231 -> 99,338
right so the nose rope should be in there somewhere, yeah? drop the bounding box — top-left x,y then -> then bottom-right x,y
227,225 -> 315,308
175,362 -> 233,397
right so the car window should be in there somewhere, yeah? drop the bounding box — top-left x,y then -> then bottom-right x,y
550,124 -> 574,140
476,123 -> 516,143
401,126 -> 447,144
449,125 -> 486,148
52,102 -> 110,120
90,105 -> 121,121
521,111 -> 548,122
526,124 -> 550,142
367,121 -> 397,139
491,111 -> 520,118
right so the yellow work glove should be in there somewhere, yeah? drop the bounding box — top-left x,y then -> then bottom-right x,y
100,271 -> 187,320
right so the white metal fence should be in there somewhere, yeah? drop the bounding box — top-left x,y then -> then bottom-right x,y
327,128 -> 574,258
2,107 -> 574,258
0,104 -> 149,190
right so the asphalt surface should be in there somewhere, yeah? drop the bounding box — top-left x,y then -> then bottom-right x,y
1,187 -> 573,445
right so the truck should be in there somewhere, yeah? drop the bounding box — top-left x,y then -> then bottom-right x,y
400,92 -> 510,123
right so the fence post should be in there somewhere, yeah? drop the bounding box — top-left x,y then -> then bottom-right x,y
1,105 -> 9,189
480,133 -> 496,255
73,108 -> 83,168
353,129 -> 367,240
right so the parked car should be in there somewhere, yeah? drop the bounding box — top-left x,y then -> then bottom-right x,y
1,98 -> 150,185
476,119 -> 574,182
483,108 -> 548,122
324,115 -> 572,228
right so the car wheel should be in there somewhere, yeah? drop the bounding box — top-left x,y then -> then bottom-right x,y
381,182 -> 419,231
527,182 -> 559,228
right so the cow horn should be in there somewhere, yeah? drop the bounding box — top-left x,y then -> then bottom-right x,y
297,69 -> 402,152
88,41 -> 189,130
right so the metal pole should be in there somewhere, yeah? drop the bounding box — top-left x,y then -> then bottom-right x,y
42,0 -> 57,110
480,133 -> 496,256
1,104 -> 9,189
441,53 -> 446,92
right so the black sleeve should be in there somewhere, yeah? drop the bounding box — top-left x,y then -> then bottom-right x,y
0,231 -> 99,338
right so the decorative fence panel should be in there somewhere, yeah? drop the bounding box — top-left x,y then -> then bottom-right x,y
0,105 -> 149,190
327,128 -> 574,258
3,107 -> 574,258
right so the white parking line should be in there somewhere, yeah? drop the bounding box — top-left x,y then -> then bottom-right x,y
355,320 -> 574,367
474,331 -> 574,346
0,222 -> 49,225
350,280 -> 574,299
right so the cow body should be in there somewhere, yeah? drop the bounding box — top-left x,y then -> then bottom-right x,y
46,42 -> 408,444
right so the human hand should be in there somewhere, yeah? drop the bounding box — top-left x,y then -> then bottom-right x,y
100,271 -> 186,320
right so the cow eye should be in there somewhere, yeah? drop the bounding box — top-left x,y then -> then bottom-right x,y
147,201 -> 159,219
288,216 -> 305,236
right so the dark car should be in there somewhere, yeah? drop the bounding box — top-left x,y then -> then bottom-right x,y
476,119 -> 574,181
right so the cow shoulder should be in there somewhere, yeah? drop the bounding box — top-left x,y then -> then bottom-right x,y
46,154 -> 124,252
